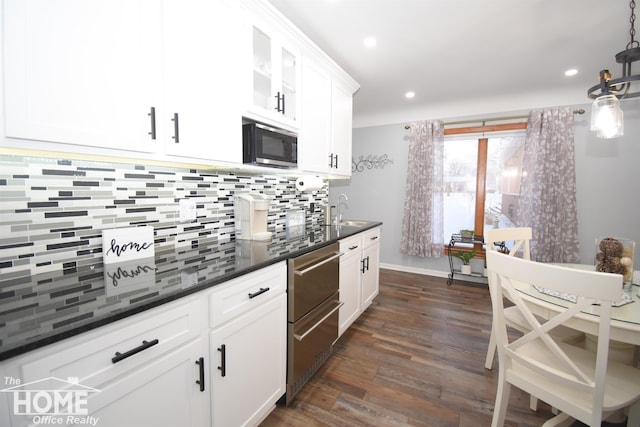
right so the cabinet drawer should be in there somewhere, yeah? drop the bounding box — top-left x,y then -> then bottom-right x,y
15,296 -> 203,390
339,235 -> 361,257
362,227 -> 381,249
209,261 -> 286,327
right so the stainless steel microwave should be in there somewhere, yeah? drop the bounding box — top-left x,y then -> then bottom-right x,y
242,122 -> 298,169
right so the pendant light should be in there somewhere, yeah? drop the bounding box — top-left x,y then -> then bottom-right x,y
587,0 -> 640,139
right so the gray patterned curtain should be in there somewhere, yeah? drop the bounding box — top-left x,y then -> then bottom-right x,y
517,107 -> 580,263
400,120 -> 444,258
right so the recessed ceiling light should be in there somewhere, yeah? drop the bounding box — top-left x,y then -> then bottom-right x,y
363,36 -> 377,48
405,91 -> 415,99
565,68 -> 578,77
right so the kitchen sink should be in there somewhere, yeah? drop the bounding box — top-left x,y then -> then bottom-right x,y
338,220 -> 369,227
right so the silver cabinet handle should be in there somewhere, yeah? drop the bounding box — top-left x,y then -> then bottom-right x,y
294,252 -> 343,276
294,302 -> 344,341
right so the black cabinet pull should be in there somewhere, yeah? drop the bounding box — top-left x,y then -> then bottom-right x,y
171,113 -> 180,143
370,236 -> 379,241
328,153 -> 334,168
112,339 -> 159,364
365,256 -> 370,271
281,93 -> 286,115
195,357 -> 205,392
217,344 -> 226,377
334,154 -> 338,168
148,107 -> 156,140
248,287 -> 269,299
274,92 -> 280,112
349,245 -> 359,251
361,258 -> 366,274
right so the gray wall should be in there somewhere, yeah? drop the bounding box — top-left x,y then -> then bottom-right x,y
330,100 -> 640,278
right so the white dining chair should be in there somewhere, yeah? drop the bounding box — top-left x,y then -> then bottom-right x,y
484,228 -> 584,413
486,251 -> 640,427
484,228 -> 584,371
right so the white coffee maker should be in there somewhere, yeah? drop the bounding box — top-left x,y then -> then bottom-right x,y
234,193 -> 272,241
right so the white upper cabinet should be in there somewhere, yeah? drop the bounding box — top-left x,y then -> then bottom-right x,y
299,58 -> 331,174
161,0 -> 243,164
3,0 -> 161,153
299,57 -> 357,177
2,0 -> 357,169
2,0 -> 243,163
245,18 -> 301,130
330,79 -> 354,177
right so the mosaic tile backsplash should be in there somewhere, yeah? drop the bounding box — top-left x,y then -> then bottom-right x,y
0,155 -> 327,279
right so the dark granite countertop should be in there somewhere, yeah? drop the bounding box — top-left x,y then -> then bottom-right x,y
0,221 -> 382,361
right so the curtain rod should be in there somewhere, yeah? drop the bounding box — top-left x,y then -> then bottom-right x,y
403,109 -> 585,129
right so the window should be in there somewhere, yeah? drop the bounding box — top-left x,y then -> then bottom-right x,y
443,131 -> 525,242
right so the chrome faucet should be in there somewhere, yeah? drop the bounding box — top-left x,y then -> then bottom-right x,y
336,193 -> 348,224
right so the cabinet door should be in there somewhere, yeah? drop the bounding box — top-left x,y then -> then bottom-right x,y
361,242 -> 380,311
210,293 -> 286,427
299,58 -> 331,174
339,248 -> 362,337
246,21 -> 300,129
85,339 -> 210,427
1,338 -> 209,427
330,80 -> 354,177
3,0 -> 160,153
162,0 -> 242,163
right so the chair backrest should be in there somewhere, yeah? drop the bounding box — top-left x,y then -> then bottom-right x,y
486,251 -> 622,425
485,227 -> 532,260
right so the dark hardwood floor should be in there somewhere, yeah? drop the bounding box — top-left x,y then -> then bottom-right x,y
261,268 -> 570,427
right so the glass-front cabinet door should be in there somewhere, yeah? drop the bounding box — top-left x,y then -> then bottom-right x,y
253,27 -> 273,112
280,46 -> 297,122
247,22 -> 300,129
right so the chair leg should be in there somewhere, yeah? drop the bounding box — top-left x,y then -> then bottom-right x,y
485,326 -> 496,370
491,378 -> 510,427
627,399 -> 640,427
529,395 -> 539,411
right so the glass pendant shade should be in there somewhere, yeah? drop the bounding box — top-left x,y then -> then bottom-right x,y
590,95 -> 624,139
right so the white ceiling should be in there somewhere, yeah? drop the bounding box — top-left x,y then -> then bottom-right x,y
267,0 -> 631,127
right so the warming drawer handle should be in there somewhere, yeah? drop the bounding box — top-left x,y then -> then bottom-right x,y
294,252 -> 344,276
112,339 -> 159,364
248,287 -> 270,299
294,301 -> 344,342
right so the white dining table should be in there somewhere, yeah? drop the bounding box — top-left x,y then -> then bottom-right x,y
512,263 -> 640,346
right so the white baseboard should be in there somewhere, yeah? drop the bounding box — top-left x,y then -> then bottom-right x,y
379,262 -> 488,285
379,262 -> 448,278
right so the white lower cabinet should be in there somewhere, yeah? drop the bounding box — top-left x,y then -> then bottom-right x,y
361,227 -> 381,310
0,296 -> 210,427
84,338 -> 210,427
338,235 -> 363,336
208,262 -> 287,427
209,294 -> 286,427
338,227 -> 381,337
0,262 -> 287,427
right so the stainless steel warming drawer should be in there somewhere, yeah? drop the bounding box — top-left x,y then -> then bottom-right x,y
285,242 -> 342,403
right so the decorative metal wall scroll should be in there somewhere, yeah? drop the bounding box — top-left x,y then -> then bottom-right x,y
352,154 -> 394,172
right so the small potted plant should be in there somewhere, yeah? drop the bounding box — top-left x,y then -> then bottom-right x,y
453,249 -> 477,275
